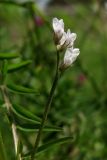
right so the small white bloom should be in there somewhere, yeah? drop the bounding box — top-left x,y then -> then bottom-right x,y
52,18 -> 64,44
64,48 -> 80,66
58,29 -> 77,50
62,48 -> 80,69
52,17 -> 80,65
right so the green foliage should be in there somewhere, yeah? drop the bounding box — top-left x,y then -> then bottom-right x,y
7,60 -> 32,73
0,1 -> 107,160
0,53 -> 19,59
17,123 -> 62,132
23,136 -> 73,158
11,103 -> 41,123
7,84 -> 38,94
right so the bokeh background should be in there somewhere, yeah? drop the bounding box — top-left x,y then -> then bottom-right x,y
0,0 -> 107,160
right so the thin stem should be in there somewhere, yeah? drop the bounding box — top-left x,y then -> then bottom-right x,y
31,52 -> 60,160
0,85 -> 21,160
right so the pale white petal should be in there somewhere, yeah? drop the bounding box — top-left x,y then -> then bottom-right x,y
53,18 -> 59,27
59,32 -> 67,46
64,48 -> 80,67
72,48 -> 80,55
69,48 -> 80,64
59,19 -> 64,29
52,18 -> 64,33
59,29 -> 77,49
64,48 -> 73,64
52,18 -> 59,31
52,17 -> 64,43
70,33 -> 77,42
66,29 -> 77,47
66,29 -> 71,35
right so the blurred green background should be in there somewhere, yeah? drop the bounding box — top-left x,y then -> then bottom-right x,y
0,0 -> 107,160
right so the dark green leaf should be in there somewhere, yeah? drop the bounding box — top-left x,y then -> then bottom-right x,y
17,123 -> 62,132
0,53 -> 19,59
7,84 -> 38,94
37,136 -> 73,154
11,103 -> 41,124
7,60 -> 32,73
23,137 -> 73,158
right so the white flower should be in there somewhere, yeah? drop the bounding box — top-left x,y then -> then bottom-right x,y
60,48 -> 80,69
52,17 -> 80,67
58,29 -> 77,50
52,18 -> 64,44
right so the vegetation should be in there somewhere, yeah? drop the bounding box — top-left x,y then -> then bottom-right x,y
0,0 -> 107,160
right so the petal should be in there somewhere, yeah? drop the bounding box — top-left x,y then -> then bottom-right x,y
62,29 -> 77,48
52,17 -> 64,33
66,29 -> 76,41
52,18 -> 59,31
72,48 -> 80,56
67,33 -> 77,48
60,32 -> 67,45
52,17 -> 64,44
69,48 -> 80,64
59,19 -> 64,29
64,48 -> 80,67
64,48 -> 73,63
67,29 -> 71,35
70,33 -> 77,41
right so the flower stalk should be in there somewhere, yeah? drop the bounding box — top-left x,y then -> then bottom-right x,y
31,17 -> 80,160
31,51 -> 60,160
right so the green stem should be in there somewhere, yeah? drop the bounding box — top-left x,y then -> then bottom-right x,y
31,52 -> 60,160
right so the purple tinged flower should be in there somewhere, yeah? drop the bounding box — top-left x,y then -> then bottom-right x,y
35,16 -> 44,27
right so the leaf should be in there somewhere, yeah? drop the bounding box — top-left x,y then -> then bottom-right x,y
11,103 -> 41,124
0,53 -> 19,59
23,137 -> 73,158
7,84 -> 38,94
7,60 -> 32,73
17,123 -> 62,132
11,104 -> 62,132
37,136 -> 73,154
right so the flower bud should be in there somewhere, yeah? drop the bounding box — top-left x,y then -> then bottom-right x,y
58,29 -> 77,50
52,18 -> 64,44
60,48 -> 80,70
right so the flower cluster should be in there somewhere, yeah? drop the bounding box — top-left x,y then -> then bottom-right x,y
52,17 -> 80,69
